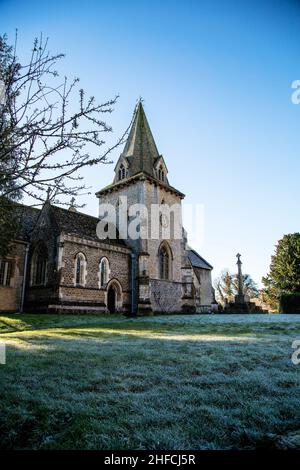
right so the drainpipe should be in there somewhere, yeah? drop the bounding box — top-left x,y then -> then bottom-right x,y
20,243 -> 30,313
131,252 -> 136,316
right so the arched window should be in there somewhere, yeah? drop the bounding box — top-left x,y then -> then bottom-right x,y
75,253 -> 86,286
118,164 -> 126,180
159,242 -> 172,280
99,257 -> 110,288
0,259 -> 14,286
36,256 -> 47,285
158,165 -> 165,182
31,243 -> 48,286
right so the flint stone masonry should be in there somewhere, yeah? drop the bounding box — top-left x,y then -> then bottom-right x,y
23,202 -> 131,314
60,236 -> 130,290
150,279 -> 182,312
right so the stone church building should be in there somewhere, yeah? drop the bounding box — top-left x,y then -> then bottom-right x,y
0,102 -> 216,315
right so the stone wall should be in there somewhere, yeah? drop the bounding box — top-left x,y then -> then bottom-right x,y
0,241 -> 27,312
26,287 -> 57,311
57,235 -> 131,313
25,204 -> 61,310
97,179 -> 145,254
150,279 -> 182,312
192,267 -> 215,311
97,176 -> 195,314
28,203 -> 60,287
60,236 -> 130,289
144,180 -> 184,283
143,180 -> 192,313
198,269 -> 214,306
25,202 -> 132,313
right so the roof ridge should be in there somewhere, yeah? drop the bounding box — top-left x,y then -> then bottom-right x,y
51,204 -> 99,220
8,200 -> 41,212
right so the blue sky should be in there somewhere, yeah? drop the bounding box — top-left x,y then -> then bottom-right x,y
1,0 -> 300,285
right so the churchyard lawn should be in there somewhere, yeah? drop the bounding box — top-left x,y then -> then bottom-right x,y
0,313 -> 300,450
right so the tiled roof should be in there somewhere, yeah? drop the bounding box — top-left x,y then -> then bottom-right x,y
10,201 -> 127,247
50,205 -> 127,246
121,101 -> 160,177
97,102 -> 184,197
188,248 -> 213,270
13,204 -> 41,241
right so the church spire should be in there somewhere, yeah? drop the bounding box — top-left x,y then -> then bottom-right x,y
121,100 -> 160,177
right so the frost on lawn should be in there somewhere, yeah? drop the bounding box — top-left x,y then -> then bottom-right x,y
0,341 -> 5,364
0,313 -> 299,450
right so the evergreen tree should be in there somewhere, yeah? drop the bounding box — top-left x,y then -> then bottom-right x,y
262,233 -> 300,310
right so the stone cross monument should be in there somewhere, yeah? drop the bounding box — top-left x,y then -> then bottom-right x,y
224,253 -> 267,313
235,253 -> 250,304
236,253 -> 243,296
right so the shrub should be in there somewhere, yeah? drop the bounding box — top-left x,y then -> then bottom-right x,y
280,293 -> 300,313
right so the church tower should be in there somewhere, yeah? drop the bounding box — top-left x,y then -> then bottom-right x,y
96,101 -> 195,314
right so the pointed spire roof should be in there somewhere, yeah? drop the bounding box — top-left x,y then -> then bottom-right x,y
121,100 -> 160,176
96,101 -> 185,199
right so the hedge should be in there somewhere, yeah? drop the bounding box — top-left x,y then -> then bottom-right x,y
280,293 -> 300,313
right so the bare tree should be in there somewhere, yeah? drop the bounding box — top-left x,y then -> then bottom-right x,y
0,33 -> 130,206
214,269 -> 233,304
214,269 -> 259,305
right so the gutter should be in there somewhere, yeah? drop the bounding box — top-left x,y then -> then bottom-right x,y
131,252 -> 136,316
20,243 -> 30,313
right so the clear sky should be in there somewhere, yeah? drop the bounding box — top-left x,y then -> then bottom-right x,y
1,0 -> 300,285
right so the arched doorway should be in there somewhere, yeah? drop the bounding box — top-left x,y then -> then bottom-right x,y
106,279 -> 123,313
107,285 -> 116,313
